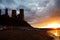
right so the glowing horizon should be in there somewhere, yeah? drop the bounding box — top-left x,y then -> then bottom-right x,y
32,21 -> 60,28
40,22 -> 60,28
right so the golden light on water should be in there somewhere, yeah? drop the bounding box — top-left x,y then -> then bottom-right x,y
54,30 -> 58,36
48,29 -> 60,36
48,29 -> 60,40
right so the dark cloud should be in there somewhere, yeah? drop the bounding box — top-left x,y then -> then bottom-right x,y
55,0 -> 60,8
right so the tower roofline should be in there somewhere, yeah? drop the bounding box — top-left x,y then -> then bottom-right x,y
19,9 -> 24,21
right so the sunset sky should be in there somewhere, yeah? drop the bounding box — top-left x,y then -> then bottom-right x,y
0,0 -> 60,28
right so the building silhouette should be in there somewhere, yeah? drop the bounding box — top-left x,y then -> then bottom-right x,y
4,8 -> 9,18
19,9 -> 24,21
1,8 -> 9,26
12,10 -> 16,19
0,8 -> 32,28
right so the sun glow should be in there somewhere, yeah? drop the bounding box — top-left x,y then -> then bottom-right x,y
40,22 -> 60,28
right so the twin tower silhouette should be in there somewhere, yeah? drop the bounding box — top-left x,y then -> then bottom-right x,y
0,8 -> 32,28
